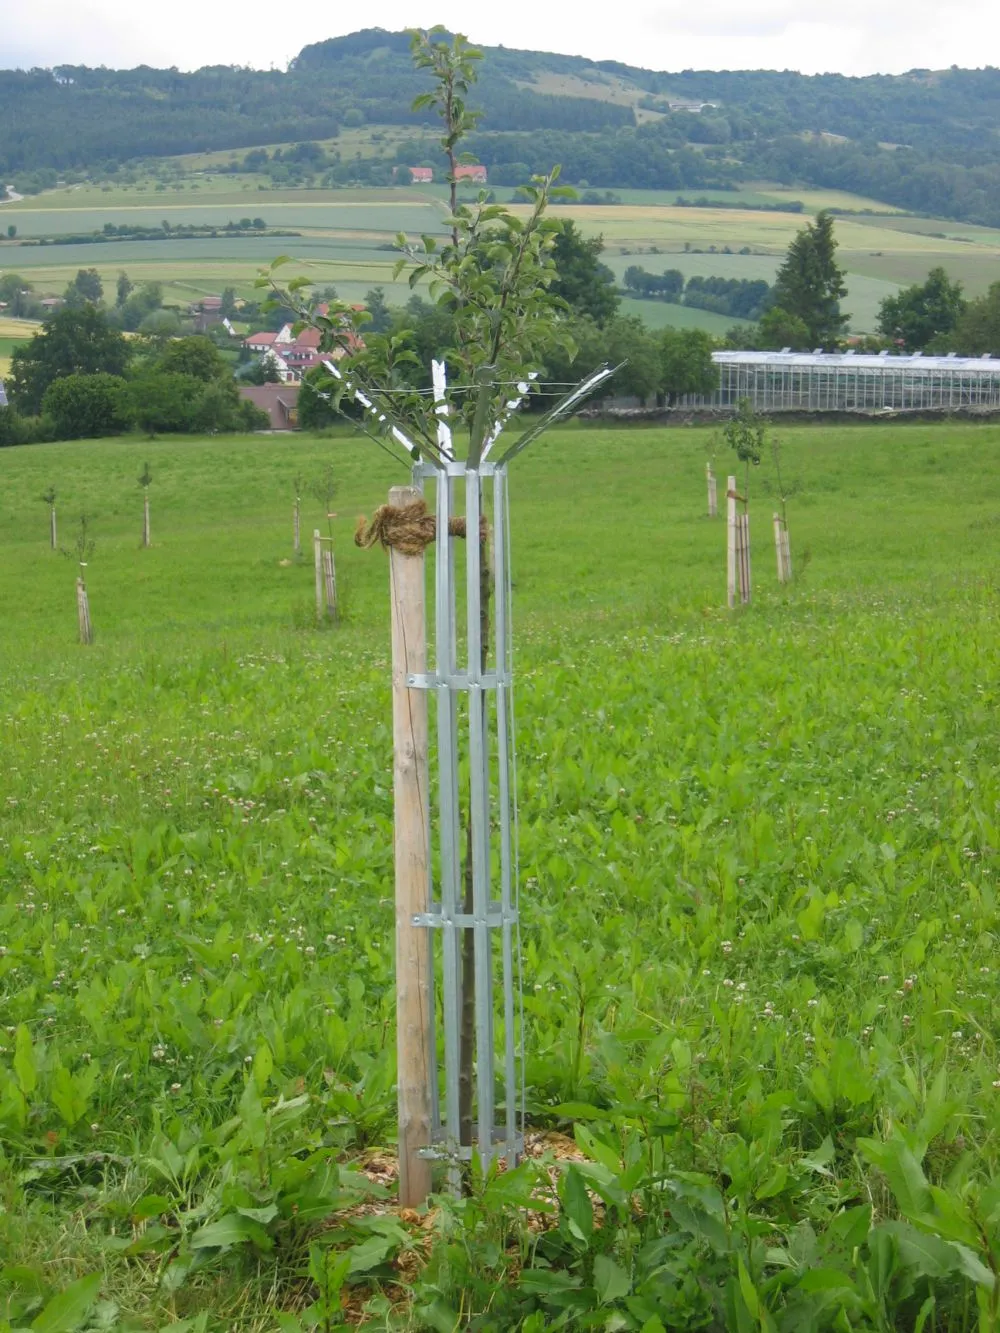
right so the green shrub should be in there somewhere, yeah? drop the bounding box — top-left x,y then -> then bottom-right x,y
41,372 -> 129,441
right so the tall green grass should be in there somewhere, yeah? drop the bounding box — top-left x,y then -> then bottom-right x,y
1,421 -> 999,1329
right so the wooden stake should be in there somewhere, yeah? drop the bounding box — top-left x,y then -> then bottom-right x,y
50,506 -> 57,551
388,483 -> 433,1207
322,547 -> 338,621
778,511 -> 789,581
293,499 -> 301,555
726,475 -> 737,609
142,492 -> 150,549
773,514 -> 792,583
707,463 -> 717,518
313,529 -> 323,622
76,578 -> 92,645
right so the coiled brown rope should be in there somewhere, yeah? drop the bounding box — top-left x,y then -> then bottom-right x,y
354,499 -> 485,556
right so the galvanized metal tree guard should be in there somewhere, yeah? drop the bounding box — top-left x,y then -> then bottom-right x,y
323,356 -> 612,1196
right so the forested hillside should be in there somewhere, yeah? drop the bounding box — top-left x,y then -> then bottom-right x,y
4,28 -> 1000,225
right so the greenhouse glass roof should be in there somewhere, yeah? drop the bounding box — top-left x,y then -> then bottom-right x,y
713,351 -> 1000,373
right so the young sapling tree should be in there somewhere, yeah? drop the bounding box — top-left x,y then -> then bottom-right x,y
310,464 -> 337,542
138,461 -> 153,548
292,473 -> 302,555
705,432 -> 720,517
41,485 -> 57,549
723,398 -> 764,607
260,26 -> 595,1203
723,396 -> 765,502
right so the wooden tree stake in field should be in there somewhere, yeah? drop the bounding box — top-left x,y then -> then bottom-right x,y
727,477 -> 751,606
707,462 -> 718,518
773,512 -> 792,583
293,476 -> 302,555
313,529 -> 338,621
76,577 -> 93,645
65,514 -> 96,644
387,482 -> 434,1207
769,434 -> 793,585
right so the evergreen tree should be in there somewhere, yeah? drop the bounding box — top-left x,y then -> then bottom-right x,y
550,221 -> 619,325
771,210 -> 848,349
364,286 -> 392,334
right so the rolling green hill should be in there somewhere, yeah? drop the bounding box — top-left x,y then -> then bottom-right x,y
4,29 -> 1000,227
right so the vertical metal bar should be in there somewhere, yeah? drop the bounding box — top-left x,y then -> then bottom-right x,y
435,470 -> 462,1189
465,464 -> 495,1166
493,467 -> 518,1163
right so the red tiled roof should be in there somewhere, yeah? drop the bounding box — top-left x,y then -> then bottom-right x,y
290,327 -> 321,349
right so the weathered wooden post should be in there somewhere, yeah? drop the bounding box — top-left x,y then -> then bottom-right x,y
707,462 -> 717,518
313,529 -> 323,622
773,513 -> 790,583
50,505 -> 57,551
387,482 -> 434,1207
782,524 -> 792,582
76,577 -> 92,645
293,498 -> 301,555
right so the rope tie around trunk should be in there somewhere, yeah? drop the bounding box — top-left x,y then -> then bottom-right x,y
355,499 -> 486,556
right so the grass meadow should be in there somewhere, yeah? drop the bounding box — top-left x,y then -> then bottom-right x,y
1,420 -> 1000,1329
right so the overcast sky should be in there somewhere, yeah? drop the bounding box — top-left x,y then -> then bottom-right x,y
5,0 -> 999,77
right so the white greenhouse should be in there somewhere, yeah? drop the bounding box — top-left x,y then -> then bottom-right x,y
684,350 -> 1000,413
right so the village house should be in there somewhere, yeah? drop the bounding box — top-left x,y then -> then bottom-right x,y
454,164 -> 488,184
189,294 -> 224,332
397,166 -> 433,183
238,382 -> 300,430
243,318 -> 363,385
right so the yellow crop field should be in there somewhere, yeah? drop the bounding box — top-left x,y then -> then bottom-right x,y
0,317 -> 42,339
754,185 -> 905,213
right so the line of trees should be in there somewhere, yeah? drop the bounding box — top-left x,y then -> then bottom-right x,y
1,309 -> 266,444
623,267 -> 772,320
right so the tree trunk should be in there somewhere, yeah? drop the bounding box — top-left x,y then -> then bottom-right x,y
459,497 -> 491,1160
